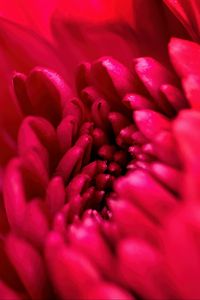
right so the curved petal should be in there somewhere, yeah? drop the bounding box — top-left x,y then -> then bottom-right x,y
58,0 -> 133,24
131,0 -> 169,62
0,17 -> 70,135
51,16 -> 140,77
164,0 -> 200,41
0,0 -> 58,39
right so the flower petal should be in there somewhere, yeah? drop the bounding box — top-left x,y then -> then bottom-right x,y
51,16 -> 140,76
6,234 -> 51,299
132,0 -> 168,62
0,0 -> 58,39
169,38 -> 200,78
164,0 -> 200,41
58,0 -> 133,24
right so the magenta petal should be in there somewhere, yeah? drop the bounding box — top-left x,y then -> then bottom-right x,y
6,234 -> 50,299
160,84 -> 188,111
173,110 -> 200,201
3,159 -> 26,231
90,57 -> 136,113
163,206 -> 200,299
118,238 -> 166,299
51,16 -> 140,73
18,116 -> 58,171
0,17 -> 67,76
135,57 -> 176,113
26,68 -> 71,125
134,109 -> 170,141
110,199 -> 158,243
169,38 -> 200,77
56,145 -> 84,183
45,232 -> 99,299
46,176 -> 65,218
153,130 -> 181,168
123,93 -> 156,110
150,162 -> 182,194
21,199 -> 49,248
132,0 -> 168,62
84,282 -> 133,300
0,280 -> 22,300
69,221 -> 114,274
57,115 -> 79,153
164,0 -> 200,41
115,170 -> 177,223
182,75 -> 200,110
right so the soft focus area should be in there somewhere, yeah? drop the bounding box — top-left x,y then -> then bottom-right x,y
0,1 -> 200,299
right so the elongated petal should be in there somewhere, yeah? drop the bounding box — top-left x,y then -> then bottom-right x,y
59,0 -> 133,24
45,232 -> 99,299
51,16 -> 140,75
169,38 -> 200,77
0,281 -> 23,300
118,238 -> 167,299
134,110 -> 170,141
182,75 -> 200,109
164,0 -> 200,41
0,0 -> 58,39
115,170 -> 177,223
132,0 -> 168,62
6,234 -> 50,299
173,110 -> 200,201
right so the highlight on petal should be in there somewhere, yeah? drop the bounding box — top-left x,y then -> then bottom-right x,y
169,37 -> 200,78
0,17 -> 69,134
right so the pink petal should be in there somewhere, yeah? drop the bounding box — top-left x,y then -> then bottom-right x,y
164,0 -> 200,41
57,115 -> 79,153
0,17 -> 67,75
173,110 -> 200,201
20,199 -> 49,248
69,221 -> 114,275
26,68 -> 70,125
153,130 -> 181,168
118,238 -> 167,299
132,0 -> 168,62
134,109 -> 170,141
46,176 -> 65,218
0,280 -> 23,300
163,205 -> 200,299
3,159 -> 27,231
45,232 -> 99,299
160,84 -> 188,111
84,282 -> 133,300
123,93 -> 156,110
6,234 -> 50,299
52,16 -> 140,75
115,170 -> 177,223
18,116 -> 58,171
0,1 -> 58,39
169,38 -> 200,78
110,199 -> 159,243
134,57 -> 176,114
56,146 -> 84,183
182,75 -> 200,110
0,17 -> 68,133
58,0 -> 133,24
150,162 -> 182,194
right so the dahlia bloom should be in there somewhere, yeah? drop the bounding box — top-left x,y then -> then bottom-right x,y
1,0 -> 200,299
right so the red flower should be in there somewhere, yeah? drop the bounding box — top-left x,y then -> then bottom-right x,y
0,1 -> 200,299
